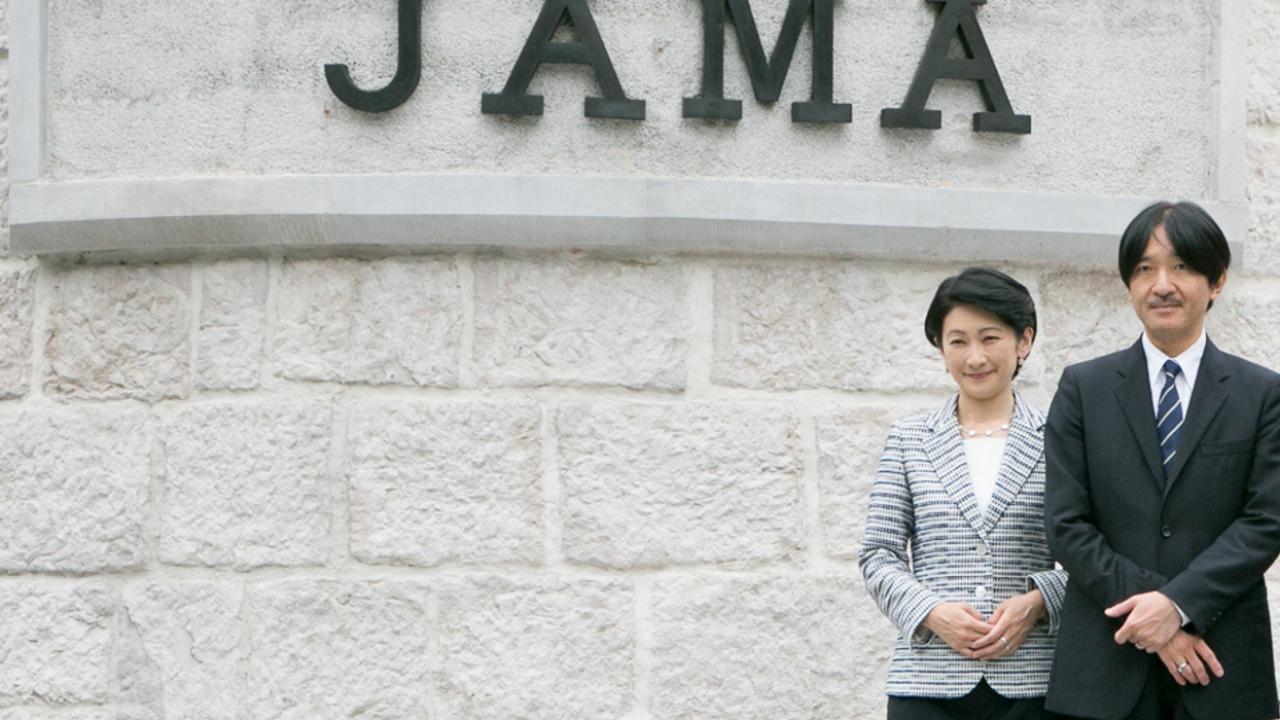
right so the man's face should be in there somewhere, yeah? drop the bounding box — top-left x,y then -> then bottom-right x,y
1127,225 -> 1224,350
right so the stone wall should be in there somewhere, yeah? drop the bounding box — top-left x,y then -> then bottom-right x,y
2,3 -> 1280,720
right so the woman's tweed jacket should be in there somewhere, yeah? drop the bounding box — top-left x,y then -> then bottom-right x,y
859,392 -> 1067,699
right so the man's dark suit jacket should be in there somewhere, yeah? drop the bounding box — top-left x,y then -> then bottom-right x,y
1044,337 -> 1280,720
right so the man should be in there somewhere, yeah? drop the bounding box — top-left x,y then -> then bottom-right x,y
1044,201 -> 1280,720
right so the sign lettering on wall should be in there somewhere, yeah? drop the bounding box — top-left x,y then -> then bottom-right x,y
325,0 -> 1029,133
481,0 -> 646,120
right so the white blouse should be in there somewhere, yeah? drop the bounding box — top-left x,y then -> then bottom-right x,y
963,437 -> 1006,514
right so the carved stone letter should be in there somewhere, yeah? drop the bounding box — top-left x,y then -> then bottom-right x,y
482,0 -> 645,120
325,0 -> 423,113
881,0 -> 1029,134
684,0 -> 851,124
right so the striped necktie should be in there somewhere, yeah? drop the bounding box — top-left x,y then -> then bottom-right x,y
1158,359 -> 1184,474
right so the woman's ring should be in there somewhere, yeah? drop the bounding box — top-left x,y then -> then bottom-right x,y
1176,662 -> 1189,674
999,636 -> 1009,646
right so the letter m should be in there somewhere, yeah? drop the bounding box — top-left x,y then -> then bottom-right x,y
683,0 -> 850,123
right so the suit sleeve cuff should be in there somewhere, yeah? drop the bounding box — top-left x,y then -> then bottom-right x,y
1028,569 -> 1068,635
900,594 -> 944,651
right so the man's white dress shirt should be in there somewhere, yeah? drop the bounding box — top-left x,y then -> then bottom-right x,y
1140,330 -> 1207,628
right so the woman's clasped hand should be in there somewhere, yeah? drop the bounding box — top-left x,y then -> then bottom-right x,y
923,589 -> 1046,660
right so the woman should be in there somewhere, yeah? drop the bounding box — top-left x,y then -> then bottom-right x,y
859,267 -> 1066,720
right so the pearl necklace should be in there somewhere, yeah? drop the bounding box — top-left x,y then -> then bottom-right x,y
959,422 -> 1011,438
956,405 -> 1013,437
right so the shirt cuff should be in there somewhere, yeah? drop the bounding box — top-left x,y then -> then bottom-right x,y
1173,601 -> 1191,627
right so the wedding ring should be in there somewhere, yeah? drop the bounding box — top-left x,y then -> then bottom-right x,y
999,636 -> 1009,646
1177,662 -> 1189,674
1134,642 -> 1145,650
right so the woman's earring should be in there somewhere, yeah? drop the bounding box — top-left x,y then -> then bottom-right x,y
1017,356 -> 1026,368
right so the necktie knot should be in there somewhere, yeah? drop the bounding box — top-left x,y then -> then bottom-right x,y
1163,359 -> 1182,380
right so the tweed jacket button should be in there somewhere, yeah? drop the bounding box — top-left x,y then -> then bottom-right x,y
975,542 -> 988,557
974,585 -> 987,599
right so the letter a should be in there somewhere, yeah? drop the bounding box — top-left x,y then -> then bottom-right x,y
482,0 -> 645,120
881,0 -> 1029,134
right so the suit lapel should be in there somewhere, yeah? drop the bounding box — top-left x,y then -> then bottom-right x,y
1163,338 -> 1230,495
1114,339 -> 1166,492
923,396 -> 988,540
982,393 -> 1044,530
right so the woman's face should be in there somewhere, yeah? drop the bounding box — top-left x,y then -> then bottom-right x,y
939,304 -> 1033,404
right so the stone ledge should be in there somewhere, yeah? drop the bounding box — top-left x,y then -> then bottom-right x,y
9,175 -> 1248,267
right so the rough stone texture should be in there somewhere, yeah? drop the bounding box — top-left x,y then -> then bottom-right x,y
159,401 -> 332,570
273,258 -> 461,386
437,575 -> 633,720
1,54 -> 9,255
247,580 -> 429,720
1246,130 -> 1280,274
1249,0 -> 1280,126
45,263 -> 191,400
119,581 -> 244,720
558,402 -> 805,568
0,710 -> 114,720
651,575 -> 888,720
0,583 -> 114,704
713,262 -> 954,392
45,1 -> 1213,199
473,257 -> 688,390
0,264 -> 34,397
1208,281 -> 1280,371
196,260 -> 268,390
347,400 -> 543,567
817,403 -> 936,561
1036,272 -> 1137,386
0,406 -> 149,573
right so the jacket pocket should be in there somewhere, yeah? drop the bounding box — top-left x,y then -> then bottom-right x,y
1201,439 -> 1252,456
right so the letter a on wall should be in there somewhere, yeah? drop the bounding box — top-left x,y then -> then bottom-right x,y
482,0 -> 646,120
881,0 -> 1029,134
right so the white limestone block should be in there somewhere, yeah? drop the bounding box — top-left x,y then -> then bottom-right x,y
273,258 -> 461,386
44,263 -> 191,400
159,401 -> 332,570
1209,280 -> 1280,372
246,579 -> 430,720
557,401 -> 805,568
1249,0 -> 1280,126
713,262 -> 953,392
1036,272 -> 1136,385
650,575 -> 890,720
0,583 -> 114,704
0,264 -> 35,397
347,400 -> 543,566
436,575 -> 633,720
196,259 -> 268,390
118,581 -> 244,720
473,257 -> 688,390
0,406 -> 149,572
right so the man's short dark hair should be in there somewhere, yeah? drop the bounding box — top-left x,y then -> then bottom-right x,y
1118,201 -> 1231,293
924,268 -> 1037,377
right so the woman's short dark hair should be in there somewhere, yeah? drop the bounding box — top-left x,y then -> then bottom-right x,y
1118,201 -> 1231,304
924,268 -> 1037,374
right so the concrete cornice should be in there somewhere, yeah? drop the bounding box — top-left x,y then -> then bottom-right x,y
8,174 -> 1248,266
